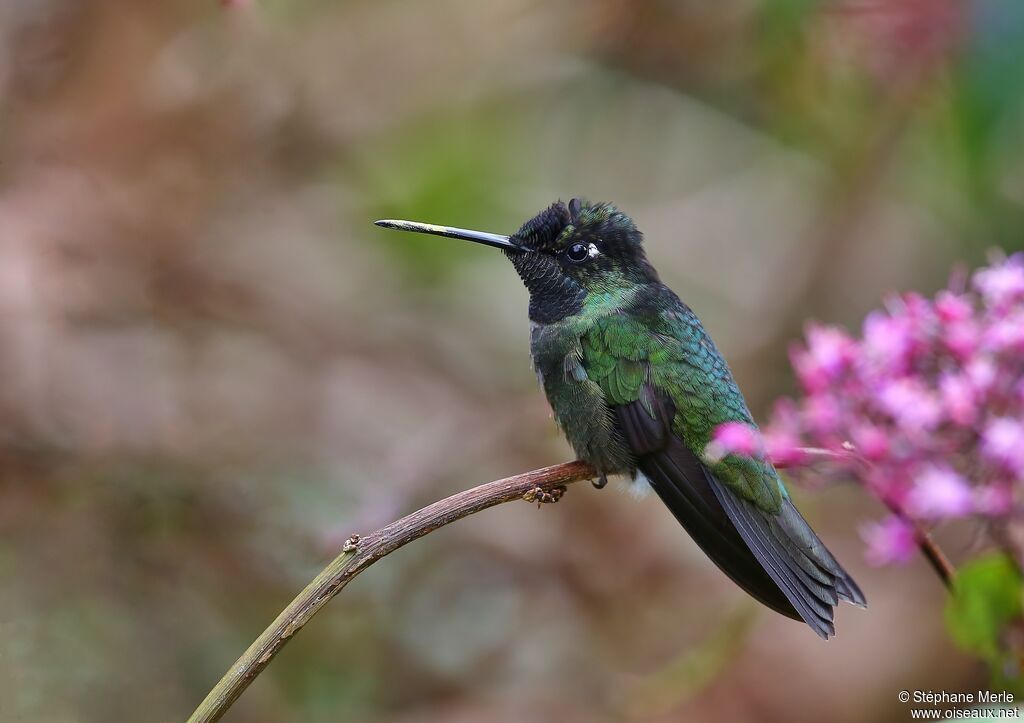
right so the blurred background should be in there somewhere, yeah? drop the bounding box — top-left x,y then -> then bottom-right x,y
1,1 -> 1022,721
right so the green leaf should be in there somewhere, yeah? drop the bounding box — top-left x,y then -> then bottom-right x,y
945,553 -> 1023,661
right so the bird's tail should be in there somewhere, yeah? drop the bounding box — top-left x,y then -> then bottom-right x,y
708,476 -> 866,638
619,398 -> 865,639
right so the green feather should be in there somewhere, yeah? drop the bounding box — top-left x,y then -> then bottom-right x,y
579,309 -> 784,512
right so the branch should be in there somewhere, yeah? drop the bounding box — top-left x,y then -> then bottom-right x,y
914,527 -> 955,589
186,460 -> 595,723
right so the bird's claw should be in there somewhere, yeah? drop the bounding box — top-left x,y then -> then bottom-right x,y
523,485 -> 566,507
592,473 -> 608,490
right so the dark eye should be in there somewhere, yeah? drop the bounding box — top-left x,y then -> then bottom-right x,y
565,242 -> 590,263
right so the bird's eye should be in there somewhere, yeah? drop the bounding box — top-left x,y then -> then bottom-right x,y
565,242 -> 590,263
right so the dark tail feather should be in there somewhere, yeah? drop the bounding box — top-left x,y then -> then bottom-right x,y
640,450 -> 803,621
616,399 -> 865,638
707,478 -> 866,638
775,497 -> 866,608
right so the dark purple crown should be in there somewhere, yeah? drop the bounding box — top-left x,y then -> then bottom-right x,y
511,198 -> 644,258
510,200 -> 573,251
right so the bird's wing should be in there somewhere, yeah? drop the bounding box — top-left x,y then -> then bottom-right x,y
582,301 -> 781,510
579,302 -> 865,638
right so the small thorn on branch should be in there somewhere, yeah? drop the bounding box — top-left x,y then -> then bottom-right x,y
341,534 -> 361,552
523,485 -> 567,506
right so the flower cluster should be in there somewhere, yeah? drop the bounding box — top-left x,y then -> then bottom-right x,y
709,254 -> 1024,565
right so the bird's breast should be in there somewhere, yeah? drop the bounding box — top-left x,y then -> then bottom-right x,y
529,319 -> 633,475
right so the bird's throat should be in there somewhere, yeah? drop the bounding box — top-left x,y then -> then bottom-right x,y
506,250 -> 587,324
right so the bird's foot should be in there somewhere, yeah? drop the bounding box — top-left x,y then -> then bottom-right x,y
591,473 -> 608,490
523,485 -> 566,507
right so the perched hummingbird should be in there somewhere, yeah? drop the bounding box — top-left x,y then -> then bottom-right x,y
376,199 -> 865,638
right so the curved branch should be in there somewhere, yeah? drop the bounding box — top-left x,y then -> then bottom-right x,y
186,460 -> 595,723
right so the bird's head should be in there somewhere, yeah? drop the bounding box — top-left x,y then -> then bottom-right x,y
376,199 -> 659,323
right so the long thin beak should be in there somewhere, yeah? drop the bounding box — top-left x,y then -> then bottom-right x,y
374,219 -> 520,251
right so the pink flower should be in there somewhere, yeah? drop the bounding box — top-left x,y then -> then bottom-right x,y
905,465 -> 973,519
942,319 -> 980,361
862,516 -> 917,566
982,311 -> 1024,353
974,255 -> 1024,308
875,378 -> 942,431
901,292 -> 934,320
706,422 -> 764,461
764,429 -> 809,467
938,372 -> 977,426
760,254 -> 1024,567
935,291 -> 973,322
966,357 -> 997,394
981,418 -> 1024,476
861,311 -> 912,374
803,395 -> 844,439
791,324 -> 855,392
849,423 -> 891,462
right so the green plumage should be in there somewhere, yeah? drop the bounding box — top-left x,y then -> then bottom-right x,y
578,305 -> 785,512
532,281 -> 783,512
513,200 -> 863,638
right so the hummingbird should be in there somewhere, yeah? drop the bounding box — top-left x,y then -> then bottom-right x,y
376,199 -> 865,638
